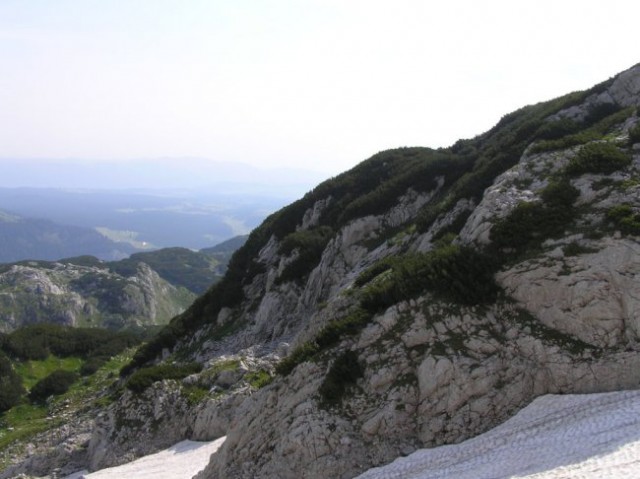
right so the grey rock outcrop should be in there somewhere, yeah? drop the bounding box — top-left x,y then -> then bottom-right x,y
0,261 -> 194,332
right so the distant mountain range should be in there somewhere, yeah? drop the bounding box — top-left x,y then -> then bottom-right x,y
0,187 -> 292,253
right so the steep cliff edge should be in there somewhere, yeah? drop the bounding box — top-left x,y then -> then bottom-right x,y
4,64 -> 640,479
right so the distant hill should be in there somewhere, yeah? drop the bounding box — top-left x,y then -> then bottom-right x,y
0,257 -> 195,333
109,242 -> 245,295
0,236 -> 248,332
0,209 -> 135,263
200,235 -> 248,255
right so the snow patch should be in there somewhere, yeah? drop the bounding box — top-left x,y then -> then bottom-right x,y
65,438 -> 225,479
357,390 -> 640,479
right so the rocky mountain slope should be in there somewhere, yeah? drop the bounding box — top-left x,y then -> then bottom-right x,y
0,257 -> 194,332
3,64 -> 640,479
0,238 -> 246,333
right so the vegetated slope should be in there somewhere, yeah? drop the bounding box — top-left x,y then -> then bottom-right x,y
4,64 -> 640,479
109,246 -> 226,295
0,210 -> 135,263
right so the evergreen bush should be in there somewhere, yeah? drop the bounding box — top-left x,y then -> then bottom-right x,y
29,370 -> 78,403
565,142 -> 631,176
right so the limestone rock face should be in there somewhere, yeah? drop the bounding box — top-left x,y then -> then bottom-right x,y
0,261 -> 194,332
198,300 -> 640,479
86,382 -> 188,470
498,238 -> 640,348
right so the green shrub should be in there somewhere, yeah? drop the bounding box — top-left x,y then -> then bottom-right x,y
354,259 -> 395,287
535,118 -> 581,140
182,385 -> 209,405
491,179 -> 579,254
275,342 -> 319,376
315,308 -> 373,349
0,353 -> 25,412
563,242 -> 596,256
565,142 -> 631,176
531,107 -> 632,154
360,245 -> 499,310
540,179 -> 580,207
80,357 -> 107,376
2,324 -> 140,362
629,123 -> 640,145
29,370 -> 78,403
491,202 -> 569,252
125,362 -> 203,393
276,226 -> 334,285
607,204 -> 640,235
318,350 -> 363,407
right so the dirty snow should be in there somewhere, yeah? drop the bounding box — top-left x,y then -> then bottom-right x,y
357,390 -> 640,479
65,437 -> 225,479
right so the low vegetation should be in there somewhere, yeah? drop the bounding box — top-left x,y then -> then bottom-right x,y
0,353 -> 24,412
28,370 -> 78,403
276,226 -> 334,284
629,122 -> 640,145
530,106 -> 632,153
0,350 -> 134,462
0,324 -> 141,415
607,204 -> 640,235
564,142 -> 631,176
125,362 -> 203,393
318,350 -> 363,408
491,180 -> 580,254
360,245 -> 499,310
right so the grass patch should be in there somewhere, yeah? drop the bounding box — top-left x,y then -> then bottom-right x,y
125,362 -> 203,394
182,385 -> 209,406
15,356 -> 83,390
0,351 -> 132,466
245,369 -> 273,389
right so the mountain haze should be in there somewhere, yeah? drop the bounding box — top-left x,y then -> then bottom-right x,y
3,64 -> 640,479
0,209 -> 135,263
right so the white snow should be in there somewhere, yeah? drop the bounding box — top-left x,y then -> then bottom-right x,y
357,390 -> 640,479
64,437 -> 225,479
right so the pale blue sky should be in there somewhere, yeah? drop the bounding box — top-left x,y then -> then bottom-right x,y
1,0 -> 639,176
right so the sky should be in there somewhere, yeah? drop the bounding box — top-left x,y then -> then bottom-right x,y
1,0 -> 639,178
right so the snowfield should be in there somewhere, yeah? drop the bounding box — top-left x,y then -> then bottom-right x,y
65,390 -> 640,479
357,390 -> 640,479
65,437 -> 226,479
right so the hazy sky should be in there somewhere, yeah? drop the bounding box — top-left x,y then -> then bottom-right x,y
1,0 -> 639,176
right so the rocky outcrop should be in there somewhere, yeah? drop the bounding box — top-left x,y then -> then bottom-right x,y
498,237 -> 640,348
199,299 -> 640,479
0,261 -> 194,332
